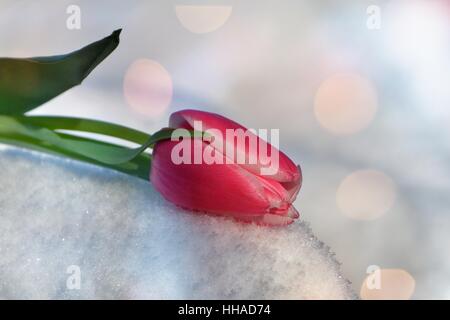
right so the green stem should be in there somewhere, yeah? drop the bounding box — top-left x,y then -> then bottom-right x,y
16,115 -> 149,144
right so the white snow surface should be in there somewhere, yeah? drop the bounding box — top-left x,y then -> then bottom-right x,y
0,146 -> 355,299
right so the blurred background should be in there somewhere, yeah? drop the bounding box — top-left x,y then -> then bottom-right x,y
1,0 -> 449,299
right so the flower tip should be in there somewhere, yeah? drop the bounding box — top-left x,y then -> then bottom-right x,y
287,205 -> 300,219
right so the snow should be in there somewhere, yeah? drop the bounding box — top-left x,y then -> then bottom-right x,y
0,146 -> 355,299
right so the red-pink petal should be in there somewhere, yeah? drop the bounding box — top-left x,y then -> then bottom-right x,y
150,139 -> 300,225
169,109 -> 301,184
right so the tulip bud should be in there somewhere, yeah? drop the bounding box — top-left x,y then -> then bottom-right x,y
150,109 -> 302,226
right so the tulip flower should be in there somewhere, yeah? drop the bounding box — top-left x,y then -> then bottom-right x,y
150,109 -> 302,226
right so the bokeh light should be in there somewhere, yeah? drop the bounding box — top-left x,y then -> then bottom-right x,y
336,169 -> 396,220
123,59 -> 173,119
175,5 -> 232,34
314,73 -> 377,135
360,269 -> 415,300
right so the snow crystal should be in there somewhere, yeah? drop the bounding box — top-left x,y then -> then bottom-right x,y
0,146 -> 356,299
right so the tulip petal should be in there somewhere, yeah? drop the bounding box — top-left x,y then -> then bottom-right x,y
169,109 -> 301,185
281,165 -> 302,202
286,205 -> 300,219
150,139 -> 299,224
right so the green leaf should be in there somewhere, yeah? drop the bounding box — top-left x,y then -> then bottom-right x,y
0,134 -> 152,180
0,29 -> 121,115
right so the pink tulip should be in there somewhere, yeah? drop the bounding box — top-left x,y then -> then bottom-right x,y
150,109 -> 302,226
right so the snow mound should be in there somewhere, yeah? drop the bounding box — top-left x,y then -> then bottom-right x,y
0,146 -> 355,299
